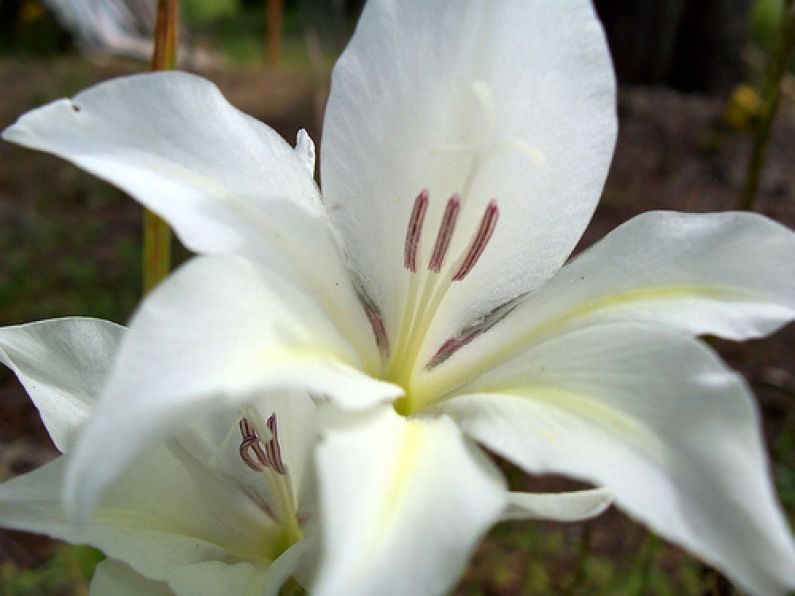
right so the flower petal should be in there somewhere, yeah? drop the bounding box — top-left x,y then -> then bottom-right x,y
312,406 -> 506,596
444,323 -> 795,595
0,447 -> 276,584
420,211 -> 795,398
90,560 -> 173,596
322,0 -> 615,342
66,255 -> 402,520
167,561 -> 268,596
2,72 -> 376,363
0,318 -> 124,452
502,488 -> 613,522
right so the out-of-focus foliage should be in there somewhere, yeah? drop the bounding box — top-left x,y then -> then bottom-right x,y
181,0 -> 239,26
0,0 -> 71,55
0,545 -> 102,596
752,0 -> 786,50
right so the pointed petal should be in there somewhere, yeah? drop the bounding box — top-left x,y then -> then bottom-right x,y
66,255 -> 402,520
2,72 -> 376,363
312,406 -> 506,596
90,560 -> 173,596
443,323 -> 795,595
0,447 -> 274,584
0,318 -> 124,452
502,488 -> 613,522
420,211 -> 795,397
322,0 -> 615,340
294,129 -> 316,176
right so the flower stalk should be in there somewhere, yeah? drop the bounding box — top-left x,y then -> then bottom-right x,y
739,0 -> 795,211
143,0 -> 178,293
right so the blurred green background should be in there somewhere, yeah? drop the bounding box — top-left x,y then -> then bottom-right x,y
0,0 -> 794,594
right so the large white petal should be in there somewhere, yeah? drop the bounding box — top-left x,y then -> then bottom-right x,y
90,560 -> 173,596
2,72 -> 376,363
312,406 -> 506,596
444,323 -> 795,595
0,318 -> 123,452
322,0 -> 616,346
418,211 -> 795,399
66,255 -> 402,520
0,447 -> 276,584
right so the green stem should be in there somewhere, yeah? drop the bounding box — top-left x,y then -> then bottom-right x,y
143,0 -> 178,294
739,0 -> 795,211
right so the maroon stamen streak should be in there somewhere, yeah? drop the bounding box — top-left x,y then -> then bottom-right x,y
239,418 -> 265,472
239,415 -> 287,475
428,194 -> 461,272
403,190 -> 429,272
451,200 -> 499,281
266,414 -> 287,475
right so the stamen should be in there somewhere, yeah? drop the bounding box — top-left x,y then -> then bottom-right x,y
403,190 -> 429,272
265,414 -> 287,475
451,200 -> 499,281
428,194 -> 461,272
239,415 -> 287,475
425,295 -> 522,369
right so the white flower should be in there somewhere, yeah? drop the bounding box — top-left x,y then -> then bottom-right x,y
0,319 -> 319,595
4,0 -> 795,594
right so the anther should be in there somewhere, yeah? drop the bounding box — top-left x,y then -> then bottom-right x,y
403,190 -> 429,272
428,194 -> 461,272
239,415 -> 287,475
265,414 -> 287,475
451,200 -> 499,281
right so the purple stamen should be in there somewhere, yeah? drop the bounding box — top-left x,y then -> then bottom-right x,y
428,194 -> 461,272
404,190 -> 429,272
452,200 -> 499,281
239,415 -> 287,475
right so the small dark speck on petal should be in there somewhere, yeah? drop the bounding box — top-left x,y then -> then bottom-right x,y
71,103 -> 81,112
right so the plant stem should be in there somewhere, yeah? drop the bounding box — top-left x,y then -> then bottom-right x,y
739,0 -> 795,211
143,0 -> 178,294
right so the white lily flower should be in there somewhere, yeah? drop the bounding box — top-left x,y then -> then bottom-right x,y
4,0 -> 795,594
0,318 -> 319,595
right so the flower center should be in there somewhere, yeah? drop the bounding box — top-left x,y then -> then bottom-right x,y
239,412 -> 303,549
387,190 -> 499,414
